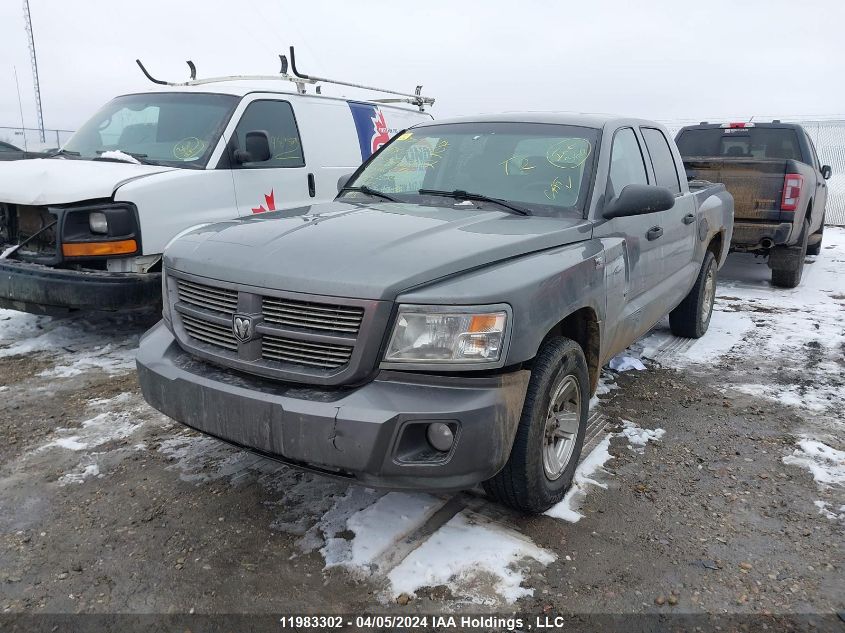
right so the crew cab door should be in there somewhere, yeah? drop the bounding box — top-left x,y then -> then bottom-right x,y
226,96 -> 311,215
593,127 -> 665,354
640,126 -> 697,306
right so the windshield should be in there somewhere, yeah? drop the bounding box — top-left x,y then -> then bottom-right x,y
676,127 -> 802,161
344,122 -> 599,216
62,92 -> 239,167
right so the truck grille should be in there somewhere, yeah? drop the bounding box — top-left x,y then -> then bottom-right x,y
176,279 -> 238,313
262,335 -> 353,368
0,203 -> 58,260
169,271 -> 379,384
262,297 -> 364,334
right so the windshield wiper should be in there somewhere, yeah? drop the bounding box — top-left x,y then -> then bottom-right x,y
340,185 -> 400,203
47,149 -> 80,158
417,189 -> 531,216
94,150 -> 158,165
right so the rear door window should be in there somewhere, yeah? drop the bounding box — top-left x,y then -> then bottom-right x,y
641,127 -> 681,194
232,100 -> 305,168
607,128 -> 648,199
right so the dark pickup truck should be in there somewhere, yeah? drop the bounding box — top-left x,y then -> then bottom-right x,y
137,114 -> 733,513
677,122 -> 832,287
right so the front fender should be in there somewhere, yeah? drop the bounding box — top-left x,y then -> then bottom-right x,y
396,239 -> 606,365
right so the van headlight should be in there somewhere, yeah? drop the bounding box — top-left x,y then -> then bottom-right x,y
383,305 -> 508,365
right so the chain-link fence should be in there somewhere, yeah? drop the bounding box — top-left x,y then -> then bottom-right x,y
661,118 -> 845,226
0,126 -> 74,151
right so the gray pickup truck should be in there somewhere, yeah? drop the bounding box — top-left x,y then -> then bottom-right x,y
137,114 -> 733,513
677,122 -> 831,287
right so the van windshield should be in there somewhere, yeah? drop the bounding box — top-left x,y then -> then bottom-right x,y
62,92 -> 239,167
344,122 -> 599,216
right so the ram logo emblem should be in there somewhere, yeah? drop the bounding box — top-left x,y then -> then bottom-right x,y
232,314 -> 254,343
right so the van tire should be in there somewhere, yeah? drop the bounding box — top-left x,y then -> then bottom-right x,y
771,220 -> 809,288
807,214 -> 824,256
483,337 -> 589,514
669,251 -> 717,339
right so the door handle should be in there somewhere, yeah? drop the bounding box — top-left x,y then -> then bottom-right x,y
307,173 -> 316,198
646,226 -> 663,241
682,213 -> 695,225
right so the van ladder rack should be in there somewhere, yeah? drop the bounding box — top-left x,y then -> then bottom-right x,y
136,46 -> 435,111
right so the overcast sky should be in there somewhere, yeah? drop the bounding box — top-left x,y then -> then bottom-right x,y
1,0 -> 843,135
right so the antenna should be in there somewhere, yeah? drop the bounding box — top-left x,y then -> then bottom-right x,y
22,0 -> 45,144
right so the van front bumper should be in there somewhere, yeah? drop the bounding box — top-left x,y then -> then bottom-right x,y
137,322 -> 529,491
0,259 -> 161,314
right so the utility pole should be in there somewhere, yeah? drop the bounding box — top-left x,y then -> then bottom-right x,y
22,0 -> 45,144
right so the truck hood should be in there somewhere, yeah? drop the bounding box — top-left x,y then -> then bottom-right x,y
165,201 -> 593,300
0,158 -> 176,205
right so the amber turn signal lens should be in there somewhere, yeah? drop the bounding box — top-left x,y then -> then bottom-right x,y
62,239 -> 138,257
468,314 -> 502,332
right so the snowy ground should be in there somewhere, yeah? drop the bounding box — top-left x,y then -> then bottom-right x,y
0,230 -> 843,617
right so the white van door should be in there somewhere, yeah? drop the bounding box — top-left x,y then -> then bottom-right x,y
226,96 -> 313,215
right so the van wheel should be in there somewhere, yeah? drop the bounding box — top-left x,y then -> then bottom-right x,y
669,251 -> 717,338
807,214 -> 824,256
483,337 -> 589,514
771,220 -> 809,288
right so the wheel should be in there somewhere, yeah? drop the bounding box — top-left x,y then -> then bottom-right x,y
807,214 -> 825,256
771,220 -> 809,288
669,251 -> 717,338
483,337 -> 589,514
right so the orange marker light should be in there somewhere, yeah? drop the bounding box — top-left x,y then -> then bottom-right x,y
469,314 -> 502,332
62,239 -> 138,258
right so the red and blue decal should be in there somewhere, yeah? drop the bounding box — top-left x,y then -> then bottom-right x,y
348,102 -> 394,161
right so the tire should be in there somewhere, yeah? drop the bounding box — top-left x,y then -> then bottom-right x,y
669,251 -> 717,338
483,337 -> 589,514
807,214 -> 824,256
771,220 -> 809,288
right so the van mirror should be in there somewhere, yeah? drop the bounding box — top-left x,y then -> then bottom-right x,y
234,130 -> 272,164
337,173 -> 354,193
603,184 -> 675,219
821,165 -> 832,180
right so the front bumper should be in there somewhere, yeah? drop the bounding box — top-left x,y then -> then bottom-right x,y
729,221 -> 794,250
0,259 -> 161,314
137,322 -> 530,491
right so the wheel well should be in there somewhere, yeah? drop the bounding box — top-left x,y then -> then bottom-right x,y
538,307 -> 600,394
707,231 -> 724,262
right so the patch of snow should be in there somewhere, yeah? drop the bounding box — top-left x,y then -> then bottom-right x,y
39,344 -> 136,377
621,419 -> 665,453
782,437 -> 845,486
589,371 -> 618,410
59,463 -> 100,485
98,150 -> 140,164
814,500 -> 845,521
609,355 -> 645,372
387,511 -> 555,604
322,492 -> 443,571
157,433 -> 277,483
300,486 -> 384,554
39,411 -> 142,453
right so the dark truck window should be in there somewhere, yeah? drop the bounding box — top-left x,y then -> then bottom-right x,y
641,127 -> 681,194
233,100 -> 305,168
607,127 -> 648,199
676,127 -> 802,161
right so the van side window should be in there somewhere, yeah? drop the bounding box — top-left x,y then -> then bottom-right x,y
233,100 -> 305,168
608,128 -> 648,199
641,127 -> 681,194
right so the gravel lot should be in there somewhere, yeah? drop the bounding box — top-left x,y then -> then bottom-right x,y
1,230 -> 843,630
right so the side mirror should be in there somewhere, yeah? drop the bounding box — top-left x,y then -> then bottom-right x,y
821,165 -> 832,180
337,173 -> 354,193
603,184 -> 675,219
234,130 -> 272,164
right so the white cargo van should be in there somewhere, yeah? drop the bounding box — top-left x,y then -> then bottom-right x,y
0,49 -> 433,314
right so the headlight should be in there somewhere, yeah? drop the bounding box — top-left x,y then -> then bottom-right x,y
384,306 -> 508,365
89,211 -> 108,234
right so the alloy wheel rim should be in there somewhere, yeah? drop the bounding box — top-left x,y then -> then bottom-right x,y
543,374 -> 581,480
702,267 -> 716,326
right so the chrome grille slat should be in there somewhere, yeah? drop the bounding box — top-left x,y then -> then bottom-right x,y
181,314 -> 238,351
262,334 -> 352,368
176,280 -> 238,313
262,297 -> 364,334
